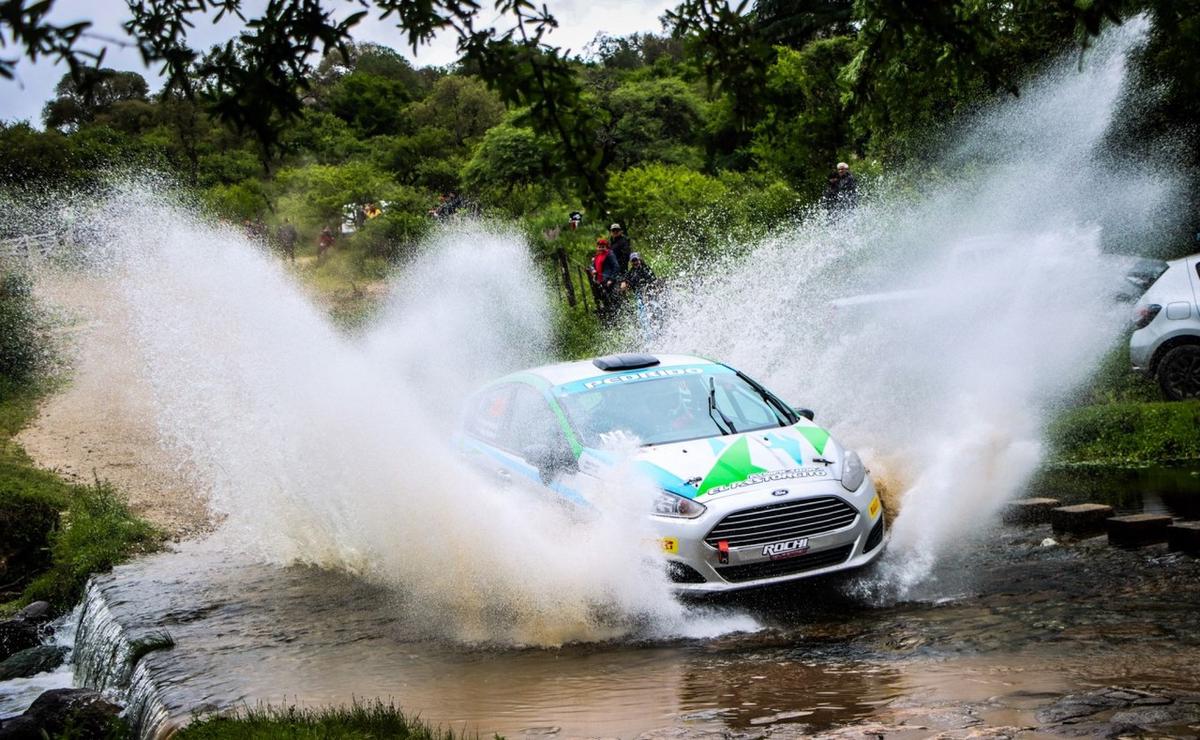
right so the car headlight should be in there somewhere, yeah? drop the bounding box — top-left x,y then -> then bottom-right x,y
841,450 -> 866,492
653,491 -> 707,518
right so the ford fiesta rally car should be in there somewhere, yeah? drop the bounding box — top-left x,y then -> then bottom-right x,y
458,353 -> 886,592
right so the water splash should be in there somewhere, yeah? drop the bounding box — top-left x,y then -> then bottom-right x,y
9,189 -> 755,646
644,19 -> 1180,596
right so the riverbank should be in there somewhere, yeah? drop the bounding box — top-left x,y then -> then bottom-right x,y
0,382 -> 161,614
1048,400 -> 1200,465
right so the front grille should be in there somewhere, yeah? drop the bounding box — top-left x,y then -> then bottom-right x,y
704,496 -> 858,548
864,515 -> 885,552
715,544 -> 854,583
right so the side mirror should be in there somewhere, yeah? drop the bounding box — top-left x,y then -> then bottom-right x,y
794,407 -> 815,421
522,443 -> 578,484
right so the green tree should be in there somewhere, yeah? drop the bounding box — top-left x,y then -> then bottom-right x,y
461,122 -> 556,197
42,68 -> 150,131
605,162 -> 728,232
327,72 -> 412,138
604,77 -> 708,170
410,76 -> 506,147
276,161 -> 412,226
751,38 -> 855,190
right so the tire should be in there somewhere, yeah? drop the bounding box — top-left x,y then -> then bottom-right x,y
1156,344 -> 1200,401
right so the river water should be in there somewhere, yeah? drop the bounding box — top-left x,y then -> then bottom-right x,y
52,464 -> 1200,738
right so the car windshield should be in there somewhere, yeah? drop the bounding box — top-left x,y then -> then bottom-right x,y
555,366 -> 791,447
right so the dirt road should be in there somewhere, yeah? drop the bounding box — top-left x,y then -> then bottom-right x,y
14,271 -> 211,539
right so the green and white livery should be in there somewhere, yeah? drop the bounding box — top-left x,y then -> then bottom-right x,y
459,353 -> 886,592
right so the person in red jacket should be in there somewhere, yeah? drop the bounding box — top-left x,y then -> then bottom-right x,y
592,237 -> 620,288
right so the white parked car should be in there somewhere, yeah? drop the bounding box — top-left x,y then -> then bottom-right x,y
458,353 -> 886,593
1130,253 -> 1200,400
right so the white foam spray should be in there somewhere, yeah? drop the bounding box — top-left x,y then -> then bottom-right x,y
644,19 -> 1181,595
13,194 -> 755,645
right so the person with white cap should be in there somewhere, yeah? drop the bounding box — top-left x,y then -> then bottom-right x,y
834,161 -> 858,206
608,222 -> 632,273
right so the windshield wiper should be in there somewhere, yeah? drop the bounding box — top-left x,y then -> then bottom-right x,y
708,377 -> 738,435
734,370 -> 794,426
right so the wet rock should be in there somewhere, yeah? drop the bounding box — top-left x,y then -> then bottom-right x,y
1167,521 -> 1200,554
0,689 -> 124,740
1106,514 -> 1172,548
1003,498 -> 1060,525
14,601 -> 51,625
1051,503 -> 1114,536
0,619 -> 39,661
0,644 -> 68,679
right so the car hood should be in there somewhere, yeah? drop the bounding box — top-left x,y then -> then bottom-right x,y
580,422 -> 844,502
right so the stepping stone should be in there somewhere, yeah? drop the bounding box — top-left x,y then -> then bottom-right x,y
1003,497 -> 1061,525
1106,513 -> 1172,548
1168,521 -> 1200,555
1051,503 -> 1114,536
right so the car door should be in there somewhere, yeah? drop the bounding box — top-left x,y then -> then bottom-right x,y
461,383 -> 522,486
501,384 -> 588,505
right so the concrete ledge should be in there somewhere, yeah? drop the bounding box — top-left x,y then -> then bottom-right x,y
1051,503 -> 1114,536
1167,521 -> 1200,555
1106,513 -> 1172,548
1003,498 -> 1061,525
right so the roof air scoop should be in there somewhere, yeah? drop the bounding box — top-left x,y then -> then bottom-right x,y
592,353 -> 661,371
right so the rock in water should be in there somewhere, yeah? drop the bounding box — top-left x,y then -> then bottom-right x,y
14,602 -> 51,625
0,620 -> 39,662
0,645 -> 69,680
0,689 -> 124,740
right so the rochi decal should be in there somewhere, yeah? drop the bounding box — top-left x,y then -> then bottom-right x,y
762,538 -> 810,560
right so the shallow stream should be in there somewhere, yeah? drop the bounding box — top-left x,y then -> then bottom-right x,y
28,463 -> 1198,739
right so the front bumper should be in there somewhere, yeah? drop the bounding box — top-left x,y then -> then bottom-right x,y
652,476 -> 886,593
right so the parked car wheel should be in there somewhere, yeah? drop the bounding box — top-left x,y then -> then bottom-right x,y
1156,345 -> 1200,400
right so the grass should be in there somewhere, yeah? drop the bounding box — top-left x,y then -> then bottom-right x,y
0,382 -> 162,614
176,701 -> 478,740
1047,399 -> 1200,465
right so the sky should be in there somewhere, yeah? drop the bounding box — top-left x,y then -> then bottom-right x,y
0,0 -> 677,126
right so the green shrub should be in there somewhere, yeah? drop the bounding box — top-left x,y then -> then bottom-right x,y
1048,400 -> 1200,464
605,163 -> 728,235
177,700 -> 464,740
22,479 -> 161,610
0,272 -> 51,386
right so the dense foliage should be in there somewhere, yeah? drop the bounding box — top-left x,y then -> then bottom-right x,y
0,1 -> 1197,264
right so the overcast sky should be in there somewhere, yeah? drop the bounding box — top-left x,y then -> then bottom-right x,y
1,0 -> 677,126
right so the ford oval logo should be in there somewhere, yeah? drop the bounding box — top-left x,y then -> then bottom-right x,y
771,488 -> 790,497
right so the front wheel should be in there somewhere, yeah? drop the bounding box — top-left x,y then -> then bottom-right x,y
1156,344 -> 1200,400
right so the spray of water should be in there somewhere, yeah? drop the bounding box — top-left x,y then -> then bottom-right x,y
4,20 -> 1178,634
644,19 -> 1181,595
9,194 -> 756,645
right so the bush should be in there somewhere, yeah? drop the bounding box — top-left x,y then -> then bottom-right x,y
605,163 -> 728,235
0,272 -> 51,386
1048,400 -> 1200,464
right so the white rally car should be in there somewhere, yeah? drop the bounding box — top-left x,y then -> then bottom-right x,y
459,353 -> 886,592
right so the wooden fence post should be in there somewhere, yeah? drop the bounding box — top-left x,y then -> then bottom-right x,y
555,247 -> 576,308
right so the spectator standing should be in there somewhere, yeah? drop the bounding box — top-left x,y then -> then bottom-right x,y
592,237 -> 620,289
277,220 -> 298,262
834,162 -> 858,207
609,223 -> 632,274
317,225 -> 335,260
621,252 -> 656,294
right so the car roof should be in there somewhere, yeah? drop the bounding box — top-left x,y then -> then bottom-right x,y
497,353 -> 719,388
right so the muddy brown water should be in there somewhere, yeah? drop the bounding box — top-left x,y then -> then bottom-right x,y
52,465 -> 1200,739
